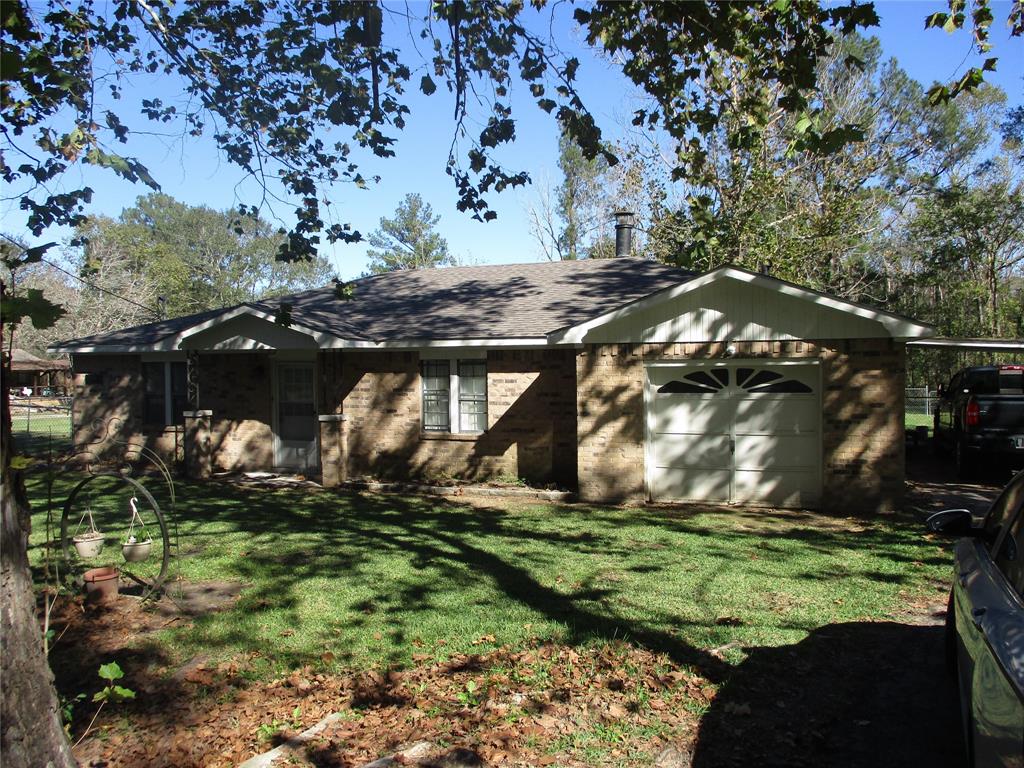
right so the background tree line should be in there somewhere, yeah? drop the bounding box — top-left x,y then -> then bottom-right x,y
3,194 -> 334,356
529,33 -> 1023,385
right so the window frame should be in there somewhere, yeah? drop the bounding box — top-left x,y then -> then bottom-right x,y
420,355 -> 487,435
421,359 -> 452,432
142,360 -> 187,428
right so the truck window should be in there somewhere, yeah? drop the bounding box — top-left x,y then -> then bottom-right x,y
999,367 -> 1023,394
964,370 -> 998,394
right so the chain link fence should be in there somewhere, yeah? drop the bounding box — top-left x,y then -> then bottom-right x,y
9,393 -> 72,456
906,386 -> 938,435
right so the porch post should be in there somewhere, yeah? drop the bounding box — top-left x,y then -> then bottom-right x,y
183,409 -> 213,479
318,414 -> 347,487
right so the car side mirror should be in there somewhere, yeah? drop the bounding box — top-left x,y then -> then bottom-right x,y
926,508 -> 976,537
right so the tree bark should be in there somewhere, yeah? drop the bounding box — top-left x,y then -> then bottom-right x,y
1,379 -> 77,768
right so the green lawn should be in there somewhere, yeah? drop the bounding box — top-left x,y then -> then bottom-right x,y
905,411 -> 933,433
26,471 -> 951,680
11,411 -> 72,455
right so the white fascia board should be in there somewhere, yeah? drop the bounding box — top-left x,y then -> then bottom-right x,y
321,337 -> 552,349
547,265 -> 935,343
49,340 -> 184,354
52,333 -> 556,355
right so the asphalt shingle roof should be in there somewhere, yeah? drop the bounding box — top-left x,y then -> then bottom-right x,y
56,259 -> 697,349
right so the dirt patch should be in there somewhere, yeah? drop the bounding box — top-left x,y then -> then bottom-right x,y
66,639 -> 702,768
154,580 -> 244,617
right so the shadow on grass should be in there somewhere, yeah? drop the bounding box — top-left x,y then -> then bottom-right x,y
692,621 -> 963,768
30,470 -> 959,756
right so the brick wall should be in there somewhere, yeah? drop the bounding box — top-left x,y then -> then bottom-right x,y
71,354 -> 182,462
72,352 -> 273,471
576,340 -> 905,513
332,348 -> 577,487
821,339 -> 905,512
74,337 -> 904,513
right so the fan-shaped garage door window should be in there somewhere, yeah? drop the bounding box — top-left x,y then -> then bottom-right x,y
736,367 -> 813,393
657,369 -> 729,394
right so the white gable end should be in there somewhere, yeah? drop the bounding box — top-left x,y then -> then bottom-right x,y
179,313 -> 319,351
583,276 -> 886,343
551,267 -> 934,344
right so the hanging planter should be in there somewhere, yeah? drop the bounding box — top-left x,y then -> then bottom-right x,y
72,506 -> 104,558
122,535 -> 153,562
121,496 -> 152,562
73,530 -> 105,558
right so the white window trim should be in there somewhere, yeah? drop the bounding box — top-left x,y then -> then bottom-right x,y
421,355 -> 487,434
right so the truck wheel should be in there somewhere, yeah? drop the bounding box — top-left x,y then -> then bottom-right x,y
955,442 -> 976,481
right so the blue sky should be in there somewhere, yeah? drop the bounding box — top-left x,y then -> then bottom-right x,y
4,1 -> 1021,280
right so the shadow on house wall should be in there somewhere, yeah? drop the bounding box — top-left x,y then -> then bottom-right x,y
338,349 -> 578,488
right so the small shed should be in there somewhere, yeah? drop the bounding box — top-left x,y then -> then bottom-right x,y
7,349 -> 71,395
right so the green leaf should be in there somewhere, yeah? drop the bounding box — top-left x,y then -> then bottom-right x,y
98,662 -> 124,682
924,12 -> 949,29
110,685 -> 136,701
0,289 -> 65,329
927,83 -> 950,105
794,115 -> 813,135
843,54 -> 865,72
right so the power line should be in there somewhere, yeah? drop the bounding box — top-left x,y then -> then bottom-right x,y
1,233 -> 161,318
38,255 -> 161,319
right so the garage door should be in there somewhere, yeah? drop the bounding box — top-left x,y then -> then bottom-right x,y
647,362 -> 821,507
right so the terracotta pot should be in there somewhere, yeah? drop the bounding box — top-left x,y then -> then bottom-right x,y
121,538 -> 152,562
73,533 -> 104,559
83,566 -> 119,604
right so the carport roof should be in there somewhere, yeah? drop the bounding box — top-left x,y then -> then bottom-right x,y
907,337 -> 1024,352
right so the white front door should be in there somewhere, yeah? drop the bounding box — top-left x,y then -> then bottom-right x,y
647,362 -> 821,507
274,362 -> 317,473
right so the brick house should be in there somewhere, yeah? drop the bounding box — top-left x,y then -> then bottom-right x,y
52,259 -> 933,513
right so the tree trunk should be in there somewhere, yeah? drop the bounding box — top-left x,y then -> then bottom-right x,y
988,262 -> 1000,337
1,379 -> 77,768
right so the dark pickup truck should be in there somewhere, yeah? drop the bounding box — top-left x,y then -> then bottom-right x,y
934,364 -> 1024,478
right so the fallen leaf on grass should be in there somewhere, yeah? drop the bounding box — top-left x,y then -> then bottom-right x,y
184,668 -> 215,686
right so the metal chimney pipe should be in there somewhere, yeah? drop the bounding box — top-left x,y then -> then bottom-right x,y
614,210 -> 635,258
